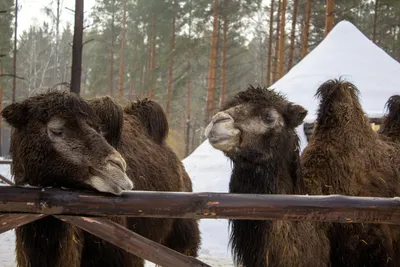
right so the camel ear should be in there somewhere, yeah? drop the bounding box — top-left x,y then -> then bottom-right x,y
285,104 -> 307,128
1,102 -> 30,128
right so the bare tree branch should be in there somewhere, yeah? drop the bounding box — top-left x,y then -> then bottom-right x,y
83,38 -> 94,46
0,74 -> 25,80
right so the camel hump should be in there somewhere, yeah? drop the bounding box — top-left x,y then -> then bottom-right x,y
380,95 -> 400,138
386,95 -> 400,114
87,96 -> 124,148
124,98 -> 169,144
315,78 -> 360,101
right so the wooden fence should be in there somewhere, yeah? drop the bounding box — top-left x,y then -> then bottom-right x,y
1,158 -> 400,266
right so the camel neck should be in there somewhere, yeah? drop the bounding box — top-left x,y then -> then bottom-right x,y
229,158 -> 299,195
15,217 -> 81,267
230,162 -> 275,194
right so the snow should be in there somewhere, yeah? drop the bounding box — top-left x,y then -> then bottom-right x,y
1,20 -> 399,266
271,20 -> 400,122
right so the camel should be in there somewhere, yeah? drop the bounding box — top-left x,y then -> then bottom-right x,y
2,91 -> 200,267
379,94 -> 400,143
204,85 -> 330,267
301,79 -> 400,267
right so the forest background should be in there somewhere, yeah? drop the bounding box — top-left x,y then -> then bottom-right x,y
0,0 -> 398,158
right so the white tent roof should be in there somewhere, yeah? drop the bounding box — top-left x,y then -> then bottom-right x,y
177,21 -> 400,264
271,20 -> 400,122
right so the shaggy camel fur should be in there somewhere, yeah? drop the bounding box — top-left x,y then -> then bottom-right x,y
3,91 -> 200,267
301,80 -> 400,267
204,85 -> 330,267
379,95 -> 400,143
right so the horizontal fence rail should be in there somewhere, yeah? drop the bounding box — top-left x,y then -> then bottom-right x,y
1,186 -> 400,225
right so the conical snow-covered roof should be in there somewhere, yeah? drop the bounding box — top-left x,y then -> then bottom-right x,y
271,20 -> 400,122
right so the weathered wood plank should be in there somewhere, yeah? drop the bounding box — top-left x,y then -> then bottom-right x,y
0,174 -> 14,186
1,187 -> 400,224
57,215 -> 210,267
0,213 -> 47,233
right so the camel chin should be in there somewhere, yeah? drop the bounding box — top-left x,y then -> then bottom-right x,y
86,165 -> 134,195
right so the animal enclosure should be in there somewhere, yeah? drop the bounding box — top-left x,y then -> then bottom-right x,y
1,167 -> 400,267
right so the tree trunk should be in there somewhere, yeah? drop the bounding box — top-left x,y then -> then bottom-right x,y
0,66 -> 3,156
185,60 -> 191,157
266,0 -> 275,86
372,0 -> 379,43
205,0 -> 220,123
185,0 -> 193,157
278,0 -> 287,78
55,0 -> 61,83
272,0 -> 281,83
12,0 -> 18,102
118,0 -> 127,99
325,0 -> 335,36
70,0 -> 84,95
220,14 -> 228,107
109,0 -> 115,96
301,0 -> 312,58
148,14 -> 156,99
166,1 -> 177,120
129,58 -> 135,99
145,22 -> 152,94
287,0 -> 299,71
139,64 -> 144,97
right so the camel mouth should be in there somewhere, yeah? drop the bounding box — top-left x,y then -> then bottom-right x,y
205,123 -> 240,151
86,162 -> 134,195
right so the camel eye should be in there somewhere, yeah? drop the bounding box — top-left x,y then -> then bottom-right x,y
48,128 -> 64,140
263,114 -> 275,124
51,129 -> 63,136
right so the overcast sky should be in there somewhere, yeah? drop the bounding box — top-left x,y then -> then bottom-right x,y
18,0 -> 96,35
18,0 -> 271,43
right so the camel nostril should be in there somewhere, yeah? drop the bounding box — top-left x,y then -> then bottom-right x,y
106,153 -> 127,172
212,112 -> 233,124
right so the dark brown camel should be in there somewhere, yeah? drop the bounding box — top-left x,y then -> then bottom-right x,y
301,79 -> 400,267
379,94 -> 400,143
3,91 -> 200,267
204,85 -> 330,267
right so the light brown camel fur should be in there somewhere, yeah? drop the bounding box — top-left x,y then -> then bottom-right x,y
301,79 -> 400,267
3,91 -> 200,267
204,85 -> 330,267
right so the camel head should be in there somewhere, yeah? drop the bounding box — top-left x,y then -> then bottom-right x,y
205,85 -> 307,160
2,91 -> 134,195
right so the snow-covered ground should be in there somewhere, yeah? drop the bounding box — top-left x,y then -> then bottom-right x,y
0,144 -> 235,266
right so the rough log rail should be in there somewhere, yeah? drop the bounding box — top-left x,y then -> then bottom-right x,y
1,186 -> 400,224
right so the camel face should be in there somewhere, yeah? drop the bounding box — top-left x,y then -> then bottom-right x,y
46,116 -> 133,195
205,103 -> 282,152
2,91 -> 134,195
205,86 -> 307,154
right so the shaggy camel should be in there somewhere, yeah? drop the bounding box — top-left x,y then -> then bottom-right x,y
301,80 -> 400,267
379,95 -> 400,143
204,85 -> 330,267
3,91 -> 200,267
